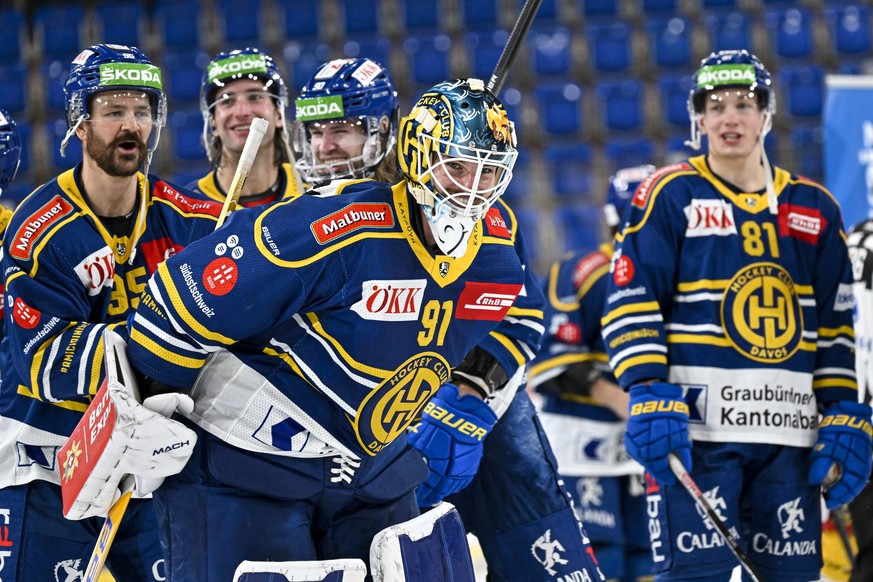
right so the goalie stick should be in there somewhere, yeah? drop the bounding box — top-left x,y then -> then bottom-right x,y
215,116 -> 270,229
487,0 -> 543,95
668,453 -> 764,582
83,474 -> 135,582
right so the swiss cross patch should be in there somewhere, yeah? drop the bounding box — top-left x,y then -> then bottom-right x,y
139,237 -> 185,274
203,258 -> 237,295
778,204 -> 826,245
484,207 -> 511,238
9,196 -> 75,260
13,297 -> 40,329
613,256 -> 635,286
455,282 -> 522,321
311,203 -> 394,244
572,252 -> 610,288
153,181 -> 222,217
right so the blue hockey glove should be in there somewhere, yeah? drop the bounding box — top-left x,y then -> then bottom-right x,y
408,383 -> 498,507
625,382 -> 692,485
809,401 -> 873,509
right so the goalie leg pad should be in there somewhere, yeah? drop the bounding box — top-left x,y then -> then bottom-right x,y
232,559 -> 366,582
369,502 -> 475,582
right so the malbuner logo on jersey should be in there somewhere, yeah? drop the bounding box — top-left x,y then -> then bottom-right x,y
207,54 -> 268,84
296,95 -> 344,122
99,63 -> 163,90
697,64 -> 756,88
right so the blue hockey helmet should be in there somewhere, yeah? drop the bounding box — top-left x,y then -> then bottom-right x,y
604,165 -> 655,229
292,58 -> 398,182
0,109 -> 21,196
62,44 -> 166,162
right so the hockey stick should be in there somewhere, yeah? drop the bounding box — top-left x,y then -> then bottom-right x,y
667,453 -> 764,582
831,505 -> 856,567
83,474 -> 135,582
215,116 -> 270,229
486,0 -> 543,95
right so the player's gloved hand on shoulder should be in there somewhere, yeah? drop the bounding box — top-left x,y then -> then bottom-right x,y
625,381 -> 691,485
408,383 -> 498,507
809,401 -> 873,509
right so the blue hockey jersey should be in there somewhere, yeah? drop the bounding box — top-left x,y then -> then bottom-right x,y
127,179 -> 544,459
0,167 -> 221,487
602,156 -> 857,448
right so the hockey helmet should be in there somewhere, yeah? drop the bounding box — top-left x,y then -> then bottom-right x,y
0,109 -> 21,196
604,164 -> 656,229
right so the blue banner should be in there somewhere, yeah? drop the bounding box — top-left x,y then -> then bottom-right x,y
824,75 -> 873,230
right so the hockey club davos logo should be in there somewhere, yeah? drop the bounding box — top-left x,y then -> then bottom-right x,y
721,262 -> 802,363
351,279 -> 427,321
311,203 -> 394,244
456,281 -> 522,321
10,196 -> 75,260
353,352 -> 449,456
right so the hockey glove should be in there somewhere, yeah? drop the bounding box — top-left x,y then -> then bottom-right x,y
625,382 -> 692,485
809,401 -> 873,509
408,383 -> 498,507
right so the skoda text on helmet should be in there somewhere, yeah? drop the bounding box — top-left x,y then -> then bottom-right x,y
292,57 -> 399,183
398,78 -> 518,258
62,43 -> 167,173
0,109 -> 21,196
604,164 -> 656,230
200,47 -> 291,166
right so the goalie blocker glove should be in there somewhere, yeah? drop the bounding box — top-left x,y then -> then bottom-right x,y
809,400 -> 873,509
408,383 -> 498,507
625,381 -> 692,485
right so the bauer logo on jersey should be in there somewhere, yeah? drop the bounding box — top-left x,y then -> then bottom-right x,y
354,352 -> 450,456
202,257 -> 237,296
9,195 -> 75,260
74,247 -> 116,296
13,297 -> 40,329
456,281 -> 523,321
721,262 -> 803,363
311,203 -> 394,244
685,199 -> 737,237
484,207 -> 511,238
779,204 -> 827,245
351,279 -> 427,321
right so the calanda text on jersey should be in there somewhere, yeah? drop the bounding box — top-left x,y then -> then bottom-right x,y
128,179 -> 544,459
0,167 -> 221,488
603,155 -> 857,447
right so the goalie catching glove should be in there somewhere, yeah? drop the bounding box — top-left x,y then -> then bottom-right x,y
625,382 -> 692,485
408,383 -> 497,507
59,330 -> 197,520
809,400 -> 873,509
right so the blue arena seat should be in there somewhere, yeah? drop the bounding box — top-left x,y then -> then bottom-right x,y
530,28 -> 572,78
534,83 -> 584,137
765,7 -> 815,59
276,0 -> 321,39
13,120 -> 30,177
168,108 -> 206,162
788,125 -> 824,182
556,204 -> 603,254
153,0 -> 203,51
646,16 -> 693,69
666,133 -> 697,163
403,34 -> 452,87
543,143 -> 594,199
401,0 -> 440,31
462,0 -> 498,28
95,1 -> 145,48
162,50 -> 211,105
595,79 -> 645,132
658,73 -> 693,129
586,22 -> 631,74
465,30 -> 510,80
0,65 -> 28,116
0,8 -> 24,63
580,0 -> 619,19
825,5 -> 871,56
502,149 -> 530,205
704,11 -> 752,52
216,0 -> 264,46
46,119 -> 82,172
283,41 -> 332,91
643,0 -> 678,15
512,207 -> 542,266
338,0 -> 380,35
500,87 -> 523,137
42,61 -> 70,113
342,35 -> 391,68
604,138 -> 655,172
34,4 -> 85,62
778,65 -> 825,118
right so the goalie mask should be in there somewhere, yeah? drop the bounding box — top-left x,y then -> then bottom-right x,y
201,47 -> 291,166
292,58 -> 398,183
0,109 -> 21,196
604,164 -> 655,231
62,43 -> 166,172
398,78 -> 517,258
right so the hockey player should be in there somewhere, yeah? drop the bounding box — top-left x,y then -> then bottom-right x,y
846,219 -> 873,582
602,49 -> 872,581
0,109 -> 22,337
121,77 -> 554,582
193,47 -> 304,205
0,44 -> 222,581
293,57 -> 605,581
530,165 -> 656,582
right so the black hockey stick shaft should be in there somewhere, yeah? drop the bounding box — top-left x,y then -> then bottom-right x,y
487,0 -> 543,95
668,453 -> 764,582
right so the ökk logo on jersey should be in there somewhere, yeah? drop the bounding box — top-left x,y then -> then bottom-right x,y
685,199 -> 737,237
354,352 -> 450,456
202,257 -> 237,296
74,248 -> 116,296
456,281 -> 522,321
351,279 -> 427,321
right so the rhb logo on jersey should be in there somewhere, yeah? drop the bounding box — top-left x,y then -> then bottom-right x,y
74,248 -> 116,296
351,279 -> 427,321
311,203 -> 394,244
778,204 -> 826,245
484,207 -> 510,238
10,196 -> 75,260
685,199 -> 737,237
456,281 -> 522,321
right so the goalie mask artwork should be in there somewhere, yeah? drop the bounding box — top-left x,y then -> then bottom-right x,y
398,78 -> 518,258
